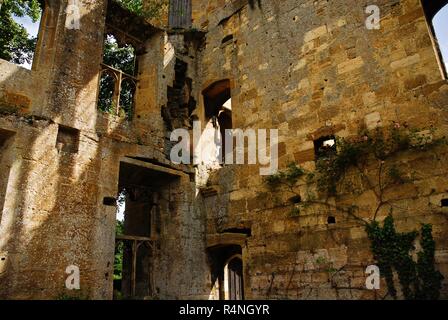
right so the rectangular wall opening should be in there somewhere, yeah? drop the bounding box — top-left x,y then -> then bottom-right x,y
207,245 -> 244,301
113,159 -> 179,300
314,136 -> 336,160
56,125 -> 80,154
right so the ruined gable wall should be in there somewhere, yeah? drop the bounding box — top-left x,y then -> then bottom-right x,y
194,0 -> 448,299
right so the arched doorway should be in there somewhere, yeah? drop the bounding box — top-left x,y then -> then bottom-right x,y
421,0 -> 448,77
224,255 -> 244,300
432,4 -> 448,72
207,244 -> 245,300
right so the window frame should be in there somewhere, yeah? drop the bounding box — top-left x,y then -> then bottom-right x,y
421,0 -> 448,80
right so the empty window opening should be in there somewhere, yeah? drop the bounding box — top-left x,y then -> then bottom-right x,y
202,80 -> 233,165
422,1 -> 448,78
114,185 -> 157,300
314,136 -> 336,159
99,0 -> 161,119
441,198 -> 448,207
98,34 -> 138,119
0,0 -> 44,69
0,129 -> 15,225
56,125 -> 79,154
113,161 -> 178,300
327,216 -> 336,224
208,245 -> 244,300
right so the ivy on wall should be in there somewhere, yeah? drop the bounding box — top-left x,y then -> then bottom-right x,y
264,123 -> 447,299
367,216 -> 443,300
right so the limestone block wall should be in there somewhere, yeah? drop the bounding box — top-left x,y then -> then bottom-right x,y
0,0 -> 210,300
1,0 -> 447,301
194,0 -> 448,299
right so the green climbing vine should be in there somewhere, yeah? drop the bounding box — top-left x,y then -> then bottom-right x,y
264,123 -> 447,299
366,216 -> 443,300
315,123 -> 443,196
417,224 -> 445,299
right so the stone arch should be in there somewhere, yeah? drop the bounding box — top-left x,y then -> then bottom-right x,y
223,254 -> 244,300
421,0 -> 448,78
202,80 -> 233,164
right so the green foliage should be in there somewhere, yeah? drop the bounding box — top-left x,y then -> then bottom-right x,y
265,125 -> 446,203
119,78 -> 136,118
0,0 -> 42,65
115,0 -> 168,19
116,219 -> 124,235
315,256 -> 327,265
288,206 -> 300,218
416,224 -> 444,300
114,220 -> 124,281
387,165 -> 406,185
316,136 -> 366,195
366,215 -> 418,299
316,124 -> 446,195
102,35 -> 136,75
263,124 -> 445,299
264,163 -> 309,217
98,73 -> 116,114
265,162 -> 305,189
98,35 -> 136,118
366,216 -> 443,300
57,293 -> 89,300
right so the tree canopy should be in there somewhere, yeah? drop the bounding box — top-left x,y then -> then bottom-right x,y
0,0 -> 42,65
98,35 -> 136,118
115,0 -> 168,19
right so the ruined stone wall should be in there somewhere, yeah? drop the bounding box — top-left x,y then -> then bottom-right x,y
0,0 -> 210,300
1,0 -> 448,301
193,0 -> 448,299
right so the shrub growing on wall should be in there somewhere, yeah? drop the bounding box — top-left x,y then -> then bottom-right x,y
264,124 -> 447,299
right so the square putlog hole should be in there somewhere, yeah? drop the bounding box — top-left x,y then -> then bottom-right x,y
56,125 -> 80,154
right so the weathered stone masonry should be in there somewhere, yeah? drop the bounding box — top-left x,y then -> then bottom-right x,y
0,0 -> 448,299
0,0 -> 208,299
